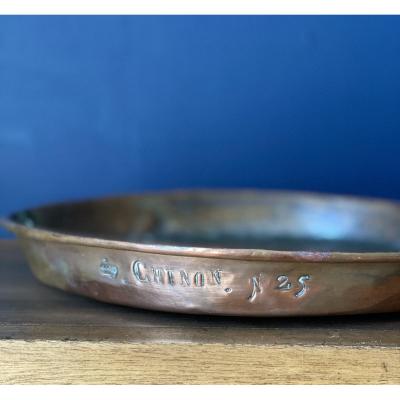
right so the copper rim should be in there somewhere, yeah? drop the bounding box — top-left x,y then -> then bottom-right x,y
2,189 -> 400,263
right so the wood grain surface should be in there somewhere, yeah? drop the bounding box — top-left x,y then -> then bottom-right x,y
0,341 -> 399,384
0,240 -> 399,384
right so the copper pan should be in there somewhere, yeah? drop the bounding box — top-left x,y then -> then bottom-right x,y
1,189 -> 400,316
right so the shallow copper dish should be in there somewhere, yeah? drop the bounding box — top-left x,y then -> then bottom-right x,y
1,189 -> 400,316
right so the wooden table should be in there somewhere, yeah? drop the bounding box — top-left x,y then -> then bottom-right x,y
0,240 -> 399,384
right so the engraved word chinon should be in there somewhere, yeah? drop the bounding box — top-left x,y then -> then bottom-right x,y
99,258 -> 311,301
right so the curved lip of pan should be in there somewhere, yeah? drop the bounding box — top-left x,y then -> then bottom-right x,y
1,189 -> 400,263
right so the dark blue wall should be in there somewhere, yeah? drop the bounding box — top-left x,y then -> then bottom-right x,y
1,16 -> 400,228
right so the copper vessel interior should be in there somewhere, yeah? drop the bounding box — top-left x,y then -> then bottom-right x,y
11,190 -> 400,253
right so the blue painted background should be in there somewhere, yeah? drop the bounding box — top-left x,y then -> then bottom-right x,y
1,16 -> 400,235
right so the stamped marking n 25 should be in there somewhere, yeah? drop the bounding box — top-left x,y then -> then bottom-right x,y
248,273 -> 311,302
99,259 -> 312,301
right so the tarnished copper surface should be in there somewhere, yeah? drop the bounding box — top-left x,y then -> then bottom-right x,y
1,189 -> 400,316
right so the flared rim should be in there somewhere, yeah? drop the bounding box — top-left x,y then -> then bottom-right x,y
2,189 -> 400,263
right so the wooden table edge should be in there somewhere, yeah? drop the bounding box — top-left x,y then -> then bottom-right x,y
0,339 -> 399,384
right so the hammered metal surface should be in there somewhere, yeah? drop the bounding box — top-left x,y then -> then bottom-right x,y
2,190 -> 400,316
